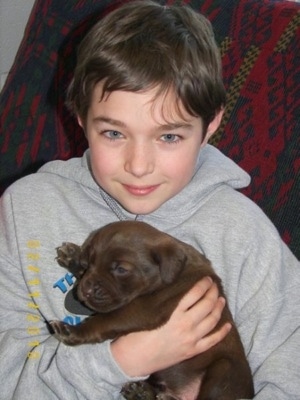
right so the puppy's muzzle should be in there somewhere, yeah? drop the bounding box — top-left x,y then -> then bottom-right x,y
78,279 -> 111,308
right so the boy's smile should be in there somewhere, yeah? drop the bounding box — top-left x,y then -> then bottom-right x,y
123,184 -> 160,197
80,83 -> 221,215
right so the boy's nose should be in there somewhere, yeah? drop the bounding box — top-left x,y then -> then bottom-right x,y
124,143 -> 154,177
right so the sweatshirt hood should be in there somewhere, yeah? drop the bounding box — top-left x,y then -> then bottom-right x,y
154,144 -> 250,219
39,144 -> 250,220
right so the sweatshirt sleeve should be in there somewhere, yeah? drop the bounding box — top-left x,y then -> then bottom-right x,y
0,194 -> 145,400
231,216 -> 300,400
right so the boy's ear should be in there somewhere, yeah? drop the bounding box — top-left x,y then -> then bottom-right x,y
201,109 -> 224,147
77,115 -> 88,137
77,115 -> 84,128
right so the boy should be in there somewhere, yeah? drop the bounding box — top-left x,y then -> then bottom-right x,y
0,1 -> 299,399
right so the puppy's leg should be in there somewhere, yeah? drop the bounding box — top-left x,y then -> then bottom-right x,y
51,292 -> 183,346
50,318 -> 98,346
50,312 -> 123,345
197,357 -> 254,400
121,381 -> 180,400
50,294 -> 168,345
56,242 -> 82,277
121,382 -> 157,400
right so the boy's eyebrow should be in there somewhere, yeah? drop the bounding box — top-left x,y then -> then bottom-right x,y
93,116 -> 194,130
93,116 -> 127,127
157,121 -> 194,131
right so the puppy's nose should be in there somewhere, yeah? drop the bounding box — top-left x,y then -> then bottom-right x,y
82,279 -> 109,302
82,279 -> 98,298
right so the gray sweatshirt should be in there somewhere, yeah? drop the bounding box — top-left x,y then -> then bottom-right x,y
0,145 -> 299,400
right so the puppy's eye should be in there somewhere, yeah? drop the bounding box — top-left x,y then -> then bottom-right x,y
111,261 -> 132,277
115,266 -> 128,274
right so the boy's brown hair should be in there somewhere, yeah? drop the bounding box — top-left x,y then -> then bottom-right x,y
67,0 -> 226,132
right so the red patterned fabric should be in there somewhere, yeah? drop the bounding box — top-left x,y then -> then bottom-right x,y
0,0 -> 299,257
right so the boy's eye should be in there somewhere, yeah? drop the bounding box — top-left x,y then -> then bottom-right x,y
103,130 -> 123,139
161,133 -> 180,143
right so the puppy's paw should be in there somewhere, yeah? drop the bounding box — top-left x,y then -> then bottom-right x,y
121,381 -> 156,400
50,320 -> 81,346
56,242 -> 81,271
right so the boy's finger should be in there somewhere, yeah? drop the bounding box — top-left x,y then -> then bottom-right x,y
187,286 -> 224,324
177,277 -> 215,311
196,322 -> 232,354
192,296 -> 226,335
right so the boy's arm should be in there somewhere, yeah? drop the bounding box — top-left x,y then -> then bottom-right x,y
234,228 -> 300,399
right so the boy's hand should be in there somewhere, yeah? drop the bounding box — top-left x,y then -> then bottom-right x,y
110,277 -> 231,377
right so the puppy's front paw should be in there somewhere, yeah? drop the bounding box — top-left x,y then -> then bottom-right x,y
56,242 -> 81,271
50,320 -> 81,346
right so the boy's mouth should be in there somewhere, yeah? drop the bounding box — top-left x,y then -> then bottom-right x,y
123,184 -> 160,196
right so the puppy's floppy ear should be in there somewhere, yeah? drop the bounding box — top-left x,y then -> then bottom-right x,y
79,232 -> 97,273
151,240 -> 187,284
78,248 -> 89,276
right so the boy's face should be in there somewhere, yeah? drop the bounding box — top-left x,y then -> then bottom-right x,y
79,83 -> 222,215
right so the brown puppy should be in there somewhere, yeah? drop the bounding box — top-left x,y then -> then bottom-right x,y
51,220 -> 254,400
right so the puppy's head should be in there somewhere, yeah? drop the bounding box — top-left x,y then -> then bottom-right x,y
76,221 -> 187,312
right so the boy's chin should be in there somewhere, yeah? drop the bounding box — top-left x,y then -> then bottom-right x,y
122,204 -> 159,216
120,199 -> 163,216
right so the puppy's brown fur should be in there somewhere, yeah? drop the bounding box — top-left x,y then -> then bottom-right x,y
51,221 -> 254,400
